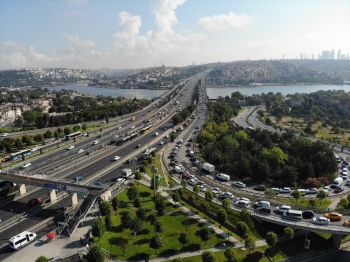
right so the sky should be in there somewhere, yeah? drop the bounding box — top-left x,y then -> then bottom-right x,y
0,0 -> 349,70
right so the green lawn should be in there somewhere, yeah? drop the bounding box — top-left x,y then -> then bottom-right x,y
143,154 -> 168,187
278,198 -> 331,210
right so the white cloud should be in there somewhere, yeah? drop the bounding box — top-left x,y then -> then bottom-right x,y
66,0 -> 87,7
65,34 -> 95,48
248,35 -> 278,48
288,37 -> 302,43
55,10 -> 82,16
113,11 -> 142,48
199,12 -> 255,31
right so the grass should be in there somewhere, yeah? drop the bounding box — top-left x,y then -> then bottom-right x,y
143,155 -> 168,187
278,198 -> 332,210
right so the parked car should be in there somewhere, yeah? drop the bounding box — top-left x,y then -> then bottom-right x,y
28,198 -> 42,206
77,149 -> 84,154
346,180 -> 350,186
117,177 -> 125,182
253,185 -> 266,191
200,185 -> 207,192
279,187 -> 291,194
159,141 -> 164,145
302,210 -> 315,219
312,217 -> 330,225
188,179 -> 197,186
212,187 -> 222,195
234,200 -> 250,208
324,212 -> 343,221
232,181 -> 246,188
219,192 -> 234,199
256,207 -> 271,215
306,188 -> 318,194
275,205 -> 291,214
334,186 -> 344,193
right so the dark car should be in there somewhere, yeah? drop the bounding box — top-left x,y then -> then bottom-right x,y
256,207 -> 271,215
254,185 -> 266,191
126,159 -> 133,164
28,198 -> 42,206
334,186 -> 344,193
302,210 -> 315,219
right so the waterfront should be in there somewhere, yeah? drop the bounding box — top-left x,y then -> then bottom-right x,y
48,83 -> 167,99
206,85 -> 350,99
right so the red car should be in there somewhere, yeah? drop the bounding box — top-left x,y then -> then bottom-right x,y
344,161 -> 349,165
28,198 -> 42,206
182,174 -> 190,180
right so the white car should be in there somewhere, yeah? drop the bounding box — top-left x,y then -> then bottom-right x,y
189,175 -> 196,180
232,181 -> 246,188
130,126 -> 135,129
159,141 -> 164,145
92,140 -> 99,145
322,186 -> 331,191
200,185 -> 207,192
77,149 -> 84,154
237,197 -> 250,202
234,200 -> 250,208
212,187 -> 222,195
279,187 -> 291,193
188,179 -> 197,186
155,132 -> 159,136
312,217 -> 330,225
1,133 -> 8,137
275,205 -> 291,214
112,156 -> 121,161
306,188 -> 318,194
21,163 -> 32,169
220,192 -> 234,199
117,177 -> 125,182
67,145 -> 75,150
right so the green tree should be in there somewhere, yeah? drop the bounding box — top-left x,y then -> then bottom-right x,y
200,226 -> 211,245
224,247 -> 236,262
130,217 -> 144,233
222,198 -> 231,212
120,211 -> 133,228
308,199 -> 316,208
112,196 -> 119,211
236,221 -> 249,241
149,234 -> 163,254
44,130 -> 52,138
181,179 -> 188,189
91,219 -> 105,238
127,185 -> 140,201
134,170 -> 142,180
22,134 -> 32,145
85,245 -> 105,262
172,192 -> 180,206
193,185 -> 200,198
168,180 -> 176,189
35,256 -> 49,262
292,189 -> 302,204
339,198 -> 349,209
205,190 -> 214,208
82,123 -> 87,130
64,127 -> 72,135
34,133 -> 44,142
201,251 -> 215,262
154,195 -> 166,216
154,220 -> 164,234
245,236 -> 256,254
240,208 -> 250,223
265,188 -> 276,200
136,207 -> 147,221
104,215 -> 112,231
216,208 -> 227,227
266,231 -> 278,249
99,201 -> 111,217
284,227 -> 294,240
178,231 -> 190,248
317,189 -> 327,205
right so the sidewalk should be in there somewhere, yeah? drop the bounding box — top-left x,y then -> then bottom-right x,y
326,198 -> 341,211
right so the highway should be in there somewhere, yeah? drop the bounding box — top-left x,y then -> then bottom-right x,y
0,73 -> 204,258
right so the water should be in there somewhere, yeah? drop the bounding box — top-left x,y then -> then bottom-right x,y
48,83 -> 167,99
206,85 -> 350,99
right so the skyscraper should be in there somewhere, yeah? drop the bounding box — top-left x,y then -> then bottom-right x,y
331,49 -> 335,59
337,49 -> 341,60
300,53 -> 303,59
322,51 -> 330,59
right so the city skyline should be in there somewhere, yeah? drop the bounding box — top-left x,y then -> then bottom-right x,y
0,0 -> 349,70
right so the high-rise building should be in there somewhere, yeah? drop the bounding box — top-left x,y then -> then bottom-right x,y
283,54 -> 285,60
304,53 -> 307,59
337,49 -> 341,60
300,53 -> 303,59
318,53 -> 321,59
322,51 -> 330,59
331,49 -> 335,59
312,54 -> 315,59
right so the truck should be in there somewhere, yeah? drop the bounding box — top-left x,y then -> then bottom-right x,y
121,168 -> 133,178
174,165 -> 182,173
202,163 -> 215,173
216,173 -> 230,181
332,177 -> 343,188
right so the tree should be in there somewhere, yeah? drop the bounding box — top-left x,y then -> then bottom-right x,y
85,245 -> 105,262
64,127 -> 72,135
134,170 -> 142,180
236,221 -> 249,241
292,189 -> 302,204
127,185 -> 140,201
193,185 -> 200,198
339,198 -> 349,209
265,188 -> 276,200
222,198 -> 231,212
134,197 -> 141,208
178,231 -> 190,248
104,215 -> 112,231
82,123 -> 87,130
201,251 -> 215,262
284,227 -> 294,240
149,234 -> 163,254
22,134 -> 32,145
91,219 -> 105,238
112,196 -> 119,211
168,180 -> 176,189
240,208 -> 250,223
205,190 -> 214,208
34,133 -> 44,142
120,211 -> 133,228
216,208 -> 227,227
116,237 -> 128,255
154,195 -> 166,216
130,217 -> 144,233
154,220 -> 164,234
308,199 -> 316,208
266,231 -> 278,249
35,256 -> 49,262
317,189 -> 327,205
224,247 -> 236,262
136,207 -> 147,221
172,192 -> 180,206
245,237 -> 256,254
99,201 -> 111,217
181,179 -> 188,189
200,226 -> 211,245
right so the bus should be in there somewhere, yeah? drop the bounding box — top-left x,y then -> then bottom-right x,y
140,125 -> 153,134
131,116 -> 136,121
10,149 -> 33,161
130,133 -> 138,140
8,231 -> 37,250
65,132 -> 82,141
282,209 -> 302,220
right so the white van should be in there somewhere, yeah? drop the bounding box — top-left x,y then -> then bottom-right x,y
254,201 -> 270,208
283,209 -> 303,220
8,231 -> 37,250
297,189 -> 306,196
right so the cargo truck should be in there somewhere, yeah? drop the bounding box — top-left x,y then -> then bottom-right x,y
121,168 -> 133,178
202,163 -> 215,173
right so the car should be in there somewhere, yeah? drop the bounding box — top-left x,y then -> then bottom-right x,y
74,176 -> 83,181
312,217 -> 330,225
159,141 -> 164,145
170,161 -> 176,166
197,181 -> 206,186
67,145 -> 75,150
237,197 -> 250,202
28,198 -> 42,206
334,186 -> 344,193
346,180 -> 350,186
200,185 -> 207,192
279,187 -> 291,194
306,188 -> 318,194
112,156 -> 121,161
92,140 -> 99,145
174,147 -> 179,151
234,200 -> 250,208
174,158 -> 178,163
253,185 -> 266,191
194,160 -> 200,165
189,175 -> 196,180
117,177 -> 125,182
98,133 -> 103,138
302,210 -> 315,219
324,212 -> 343,221
232,181 -> 246,188
256,207 -> 271,215
343,167 -> 348,172
136,144 -> 141,148
322,186 -> 331,191
275,205 -> 291,214
130,126 -> 135,129
1,133 -> 8,137
344,161 -> 349,165
219,192 -> 234,199
21,163 -> 32,169
126,159 -> 134,164
77,149 -> 85,154
344,220 -> 350,226
94,182 -> 102,186
188,179 -> 197,186
182,174 -> 190,180
155,132 -> 159,136
212,187 -> 222,195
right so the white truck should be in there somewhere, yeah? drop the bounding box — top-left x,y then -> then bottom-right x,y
174,165 -> 182,173
216,173 -> 230,181
332,177 -> 343,187
202,163 -> 215,173
121,168 -> 133,178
